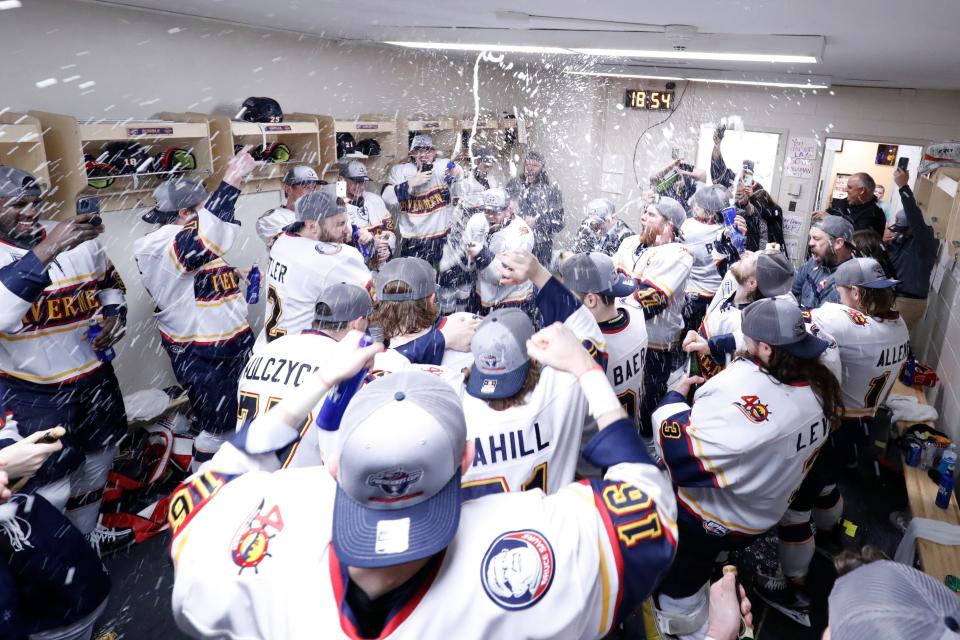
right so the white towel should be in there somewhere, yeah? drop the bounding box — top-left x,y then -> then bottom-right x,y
894,516 -> 960,566
886,394 -> 939,423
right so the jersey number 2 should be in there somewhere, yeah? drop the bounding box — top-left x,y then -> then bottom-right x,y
265,286 -> 286,342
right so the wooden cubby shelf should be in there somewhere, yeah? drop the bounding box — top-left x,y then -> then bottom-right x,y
30,111 -> 214,218
0,112 -> 51,194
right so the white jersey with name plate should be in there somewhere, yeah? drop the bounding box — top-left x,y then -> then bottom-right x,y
257,233 -> 373,349
680,218 -> 726,297
383,159 -> 459,241
476,214 -> 536,309
807,302 -> 910,418
653,357 -> 828,535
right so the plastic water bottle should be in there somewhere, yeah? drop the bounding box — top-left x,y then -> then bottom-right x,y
444,160 -> 456,185
937,445 -> 958,479
351,225 -> 373,260
722,205 -> 746,254
86,318 -> 116,362
902,356 -> 917,386
246,265 -> 261,304
936,458 -> 956,509
316,334 -> 375,433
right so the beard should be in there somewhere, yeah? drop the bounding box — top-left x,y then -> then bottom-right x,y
818,243 -> 839,268
639,221 -> 665,246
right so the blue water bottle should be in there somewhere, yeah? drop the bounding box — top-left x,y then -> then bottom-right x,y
902,356 -> 917,386
316,334 -> 375,433
86,318 -> 116,362
937,458 -> 955,509
246,265 -> 261,304
444,160 -> 456,185
351,224 -> 373,260
722,206 -> 746,254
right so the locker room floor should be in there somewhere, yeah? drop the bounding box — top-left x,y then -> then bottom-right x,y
91,461 -> 909,640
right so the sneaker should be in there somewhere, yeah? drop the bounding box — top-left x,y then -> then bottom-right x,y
752,572 -> 812,627
87,523 -> 135,557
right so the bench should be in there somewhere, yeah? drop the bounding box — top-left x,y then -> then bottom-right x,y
891,380 -> 960,584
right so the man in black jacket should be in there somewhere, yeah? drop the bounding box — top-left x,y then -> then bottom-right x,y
885,167 -> 937,330
828,172 -> 887,236
506,151 -> 564,265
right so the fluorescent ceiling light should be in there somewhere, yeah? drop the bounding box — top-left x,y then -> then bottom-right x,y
573,48 -> 818,64
565,70 -> 685,81
564,68 -> 830,89
384,41 -> 575,55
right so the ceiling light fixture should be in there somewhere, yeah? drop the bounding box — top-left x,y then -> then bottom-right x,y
383,41 -> 575,55
572,48 -> 818,64
564,68 -> 830,89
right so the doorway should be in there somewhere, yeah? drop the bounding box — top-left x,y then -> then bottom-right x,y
694,124 -> 784,194
815,138 -> 924,223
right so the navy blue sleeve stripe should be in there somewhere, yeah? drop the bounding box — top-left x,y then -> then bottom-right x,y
656,406 -> 721,489
535,276 -> 582,326
0,251 -> 51,302
474,247 -> 495,270
204,182 -> 242,223
583,418 -> 653,469
707,334 -> 736,361
394,323 -> 446,365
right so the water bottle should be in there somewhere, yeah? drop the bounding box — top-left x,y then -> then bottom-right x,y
444,160 -> 456,185
722,205 -> 746,254
936,459 -> 955,509
938,445 -> 957,477
351,225 -> 373,260
86,318 -> 116,362
901,356 -> 917,386
246,265 -> 261,304
316,334 -> 375,433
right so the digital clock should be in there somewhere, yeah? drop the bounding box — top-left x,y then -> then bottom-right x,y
624,90 -> 675,111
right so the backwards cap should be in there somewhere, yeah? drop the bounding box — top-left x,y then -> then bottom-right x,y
333,371 -> 467,568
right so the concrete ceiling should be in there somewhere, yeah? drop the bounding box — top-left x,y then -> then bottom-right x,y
86,0 -> 960,90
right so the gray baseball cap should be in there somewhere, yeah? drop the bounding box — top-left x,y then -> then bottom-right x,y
142,179 -> 208,224
561,252 -> 637,298
756,252 -> 796,298
333,370 -> 467,568
466,308 -> 534,400
691,184 -> 728,215
0,166 -> 42,200
652,196 -> 687,231
828,560 -> 960,640
482,188 -> 509,211
409,134 -> 434,150
315,283 -> 373,323
295,191 -> 345,223
585,198 -> 616,221
375,257 -> 437,302
282,165 -> 321,186
833,257 -> 899,289
815,214 -> 855,244
741,296 -> 828,359
890,210 -> 909,232
339,160 -> 369,182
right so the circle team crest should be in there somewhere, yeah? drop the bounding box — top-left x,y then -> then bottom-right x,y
481,530 -> 555,610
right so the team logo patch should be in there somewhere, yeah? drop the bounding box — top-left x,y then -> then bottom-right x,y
702,520 -> 730,537
846,309 -> 869,326
481,530 -> 555,610
660,419 -> 682,440
230,500 -> 284,574
366,466 -> 424,502
314,242 -> 343,256
479,353 -> 505,371
733,395 -> 771,423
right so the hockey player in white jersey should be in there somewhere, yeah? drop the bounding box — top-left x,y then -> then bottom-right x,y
169,325 -> 677,640
758,257 -> 910,617
259,191 -> 373,348
0,166 -> 128,538
367,256 -> 479,371
613,196 -> 693,438
456,146 -> 500,195
437,192 -> 487,313
466,188 -> 537,315
460,250 -> 605,497
339,160 -> 394,268
560,252 -> 646,429
135,150 -> 258,473
683,250 -> 795,379
680,184 -> 740,333
383,133 -> 464,267
650,296 -> 843,640
572,198 -> 635,256
255,165 -> 322,248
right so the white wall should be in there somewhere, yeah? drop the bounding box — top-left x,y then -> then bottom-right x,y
0,0 -> 527,393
